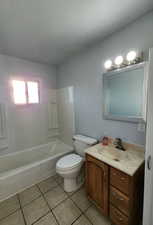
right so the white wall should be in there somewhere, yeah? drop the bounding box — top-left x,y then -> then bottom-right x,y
57,87 -> 75,146
57,11 -> 153,146
0,54 -> 56,154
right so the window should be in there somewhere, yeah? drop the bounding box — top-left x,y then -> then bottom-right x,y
27,81 -> 39,104
12,80 -> 39,105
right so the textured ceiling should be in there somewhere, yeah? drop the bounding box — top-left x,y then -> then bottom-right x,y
0,0 -> 153,65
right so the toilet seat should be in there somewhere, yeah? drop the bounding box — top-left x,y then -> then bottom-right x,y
56,154 -> 83,171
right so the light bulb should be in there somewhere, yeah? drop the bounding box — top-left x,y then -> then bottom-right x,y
115,56 -> 123,66
104,60 -> 112,70
126,51 -> 137,62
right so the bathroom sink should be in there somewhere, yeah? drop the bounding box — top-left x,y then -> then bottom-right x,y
96,145 -> 129,162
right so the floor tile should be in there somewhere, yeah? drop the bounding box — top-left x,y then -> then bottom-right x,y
19,185 -> 41,207
67,184 -> 84,196
23,197 -> 49,225
85,206 -> 111,225
0,210 -> 25,225
34,213 -> 58,225
0,195 -> 20,220
53,199 -> 81,225
71,188 -> 91,211
38,177 -> 58,194
66,190 -> 77,196
54,174 -> 63,184
73,215 -> 92,225
44,186 -> 67,209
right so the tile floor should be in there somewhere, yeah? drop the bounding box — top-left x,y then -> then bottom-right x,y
0,175 -> 111,225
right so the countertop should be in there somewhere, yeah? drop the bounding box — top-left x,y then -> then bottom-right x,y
85,142 -> 145,176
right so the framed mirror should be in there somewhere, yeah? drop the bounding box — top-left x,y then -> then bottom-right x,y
103,62 -> 148,123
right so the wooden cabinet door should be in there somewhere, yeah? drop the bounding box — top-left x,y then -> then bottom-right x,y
86,154 -> 109,215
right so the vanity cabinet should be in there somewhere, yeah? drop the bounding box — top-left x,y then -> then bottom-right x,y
85,154 -> 144,225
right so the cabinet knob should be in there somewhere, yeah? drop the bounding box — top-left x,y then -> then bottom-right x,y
112,192 -> 124,201
114,210 -> 123,221
119,217 -> 123,221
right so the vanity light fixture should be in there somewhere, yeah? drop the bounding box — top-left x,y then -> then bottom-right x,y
104,60 -> 113,70
103,50 -> 143,71
114,55 -> 124,67
126,51 -> 137,63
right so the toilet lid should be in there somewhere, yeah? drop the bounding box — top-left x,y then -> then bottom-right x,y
56,154 -> 82,170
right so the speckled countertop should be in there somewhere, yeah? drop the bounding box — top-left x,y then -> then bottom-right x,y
85,142 -> 145,176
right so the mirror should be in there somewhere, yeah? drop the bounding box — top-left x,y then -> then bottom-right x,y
103,62 -> 148,122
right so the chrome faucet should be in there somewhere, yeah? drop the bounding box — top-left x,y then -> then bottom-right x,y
114,138 -> 126,151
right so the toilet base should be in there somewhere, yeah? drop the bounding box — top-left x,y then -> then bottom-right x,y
64,178 -> 84,193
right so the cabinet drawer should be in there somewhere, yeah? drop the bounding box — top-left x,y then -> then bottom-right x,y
110,204 -> 129,225
110,186 -> 129,216
110,167 -> 130,195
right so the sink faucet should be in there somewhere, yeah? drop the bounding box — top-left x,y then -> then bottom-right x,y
114,138 -> 126,151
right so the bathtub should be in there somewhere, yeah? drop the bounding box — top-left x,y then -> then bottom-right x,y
0,140 -> 73,202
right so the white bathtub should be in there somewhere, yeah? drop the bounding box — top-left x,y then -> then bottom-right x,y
0,140 -> 73,202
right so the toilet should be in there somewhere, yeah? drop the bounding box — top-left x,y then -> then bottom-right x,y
56,135 -> 97,192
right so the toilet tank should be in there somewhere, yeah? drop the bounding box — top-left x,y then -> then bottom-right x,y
73,135 -> 97,157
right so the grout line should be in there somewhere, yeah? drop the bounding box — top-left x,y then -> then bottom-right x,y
21,195 -> 43,208
0,176 -> 93,225
19,180 -> 61,209
69,196 -> 93,225
56,184 -> 87,225
0,195 -> 22,222
36,184 -> 60,225
55,180 -> 64,186
37,184 -> 59,195
61,183 -> 86,213
31,211 -> 51,225
41,184 -> 70,211
49,194 -> 69,210
68,189 -> 94,225
69,196 -> 84,214
82,210 -> 94,225
17,194 -> 27,225
37,181 -> 84,225
18,184 -> 44,208
69,199 -> 94,225
39,183 -> 70,211
54,178 -> 93,225
51,196 -> 69,210
82,205 -> 92,214
51,210 -> 61,225
0,208 -> 21,222
61,182 -> 91,210
71,213 -> 84,225
58,184 -> 77,197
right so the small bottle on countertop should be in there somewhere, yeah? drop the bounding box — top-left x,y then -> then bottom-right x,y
101,136 -> 109,146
